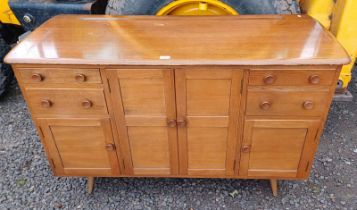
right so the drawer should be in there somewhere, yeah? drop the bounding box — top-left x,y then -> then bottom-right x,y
246,88 -> 330,116
249,70 -> 335,86
18,68 -> 102,84
26,88 -> 108,117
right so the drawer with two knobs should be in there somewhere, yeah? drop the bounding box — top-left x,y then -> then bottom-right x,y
248,70 -> 335,86
246,70 -> 335,116
25,88 -> 108,117
18,67 -> 102,84
16,67 -> 108,117
246,87 -> 330,116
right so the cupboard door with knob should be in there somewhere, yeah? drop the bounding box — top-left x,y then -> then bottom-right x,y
107,69 -> 178,175
175,69 -> 243,176
38,118 -> 121,176
239,118 -> 320,178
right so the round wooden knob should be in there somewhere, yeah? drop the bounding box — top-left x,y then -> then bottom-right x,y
309,75 -> 320,85
303,100 -> 314,110
260,101 -> 271,110
177,119 -> 187,128
242,145 -> 250,153
75,74 -> 86,83
31,73 -> 43,82
105,144 -> 116,151
41,99 -> 52,108
167,120 -> 177,128
81,99 -> 92,109
263,75 -> 276,85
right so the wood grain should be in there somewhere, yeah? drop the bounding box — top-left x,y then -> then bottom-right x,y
12,63 -> 342,182
246,87 -> 330,116
175,69 -> 242,176
25,88 -> 108,117
38,118 -> 120,176
18,67 -> 102,84
248,70 -> 336,86
239,118 -> 320,178
108,69 -> 179,175
6,14 -> 348,192
4,15 -> 350,66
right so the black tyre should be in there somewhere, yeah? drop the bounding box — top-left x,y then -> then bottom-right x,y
0,35 -> 14,97
106,0 -> 300,15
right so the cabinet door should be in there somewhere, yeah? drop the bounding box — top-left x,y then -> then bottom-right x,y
38,118 -> 120,176
239,119 -> 320,178
175,69 -> 243,176
107,70 -> 178,175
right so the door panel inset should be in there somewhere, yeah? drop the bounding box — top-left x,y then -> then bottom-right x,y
249,128 -> 306,171
39,118 -> 120,176
108,69 -> 178,175
187,79 -> 231,115
120,78 -> 166,115
239,119 -> 319,178
187,128 -> 227,172
128,127 -> 171,174
176,69 -> 243,176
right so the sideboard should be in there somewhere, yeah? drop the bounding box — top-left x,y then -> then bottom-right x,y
5,15 -> 350,196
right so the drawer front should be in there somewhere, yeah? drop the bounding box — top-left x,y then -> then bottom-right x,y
26,88 -> 108,117
246,89 -> 330,116
18,68 -> 102,84
249,70 -> 335,86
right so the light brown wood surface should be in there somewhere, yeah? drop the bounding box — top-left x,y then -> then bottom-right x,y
25,88 -> 108,117
107,69 -> 179,175
239,119 -> 320,178
246,87 -> 330,116
5,15 -> 347,195
175,69 -> 243,176
248,70 -> 336,86
4,15 -> 350,66
12,64 -> 341,195
38,118 -> 120,176
87,177 -> 95,194
18,67 -> 102,84
270,179 -> 278,197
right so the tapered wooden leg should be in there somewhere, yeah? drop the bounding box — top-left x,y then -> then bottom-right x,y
87,177 -> 95,194
270,179 -> 278,197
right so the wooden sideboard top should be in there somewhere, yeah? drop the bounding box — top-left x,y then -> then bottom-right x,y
5,15 -> 350,66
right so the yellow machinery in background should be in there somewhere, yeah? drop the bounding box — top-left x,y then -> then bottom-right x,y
300,0 -> 357,93
157,0 -> 238,15
0,0 -> 21,96
0,0 -> 20,25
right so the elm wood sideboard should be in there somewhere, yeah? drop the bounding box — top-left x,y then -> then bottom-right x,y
5,15 -> 350,196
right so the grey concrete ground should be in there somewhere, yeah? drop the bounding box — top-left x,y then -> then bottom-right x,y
0,69 -> 356,209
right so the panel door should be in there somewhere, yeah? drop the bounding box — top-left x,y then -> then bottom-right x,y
239,118 -> 320,178
38,118 -> 120,176
107,69 -> 178,175
175,69 -> 243,176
